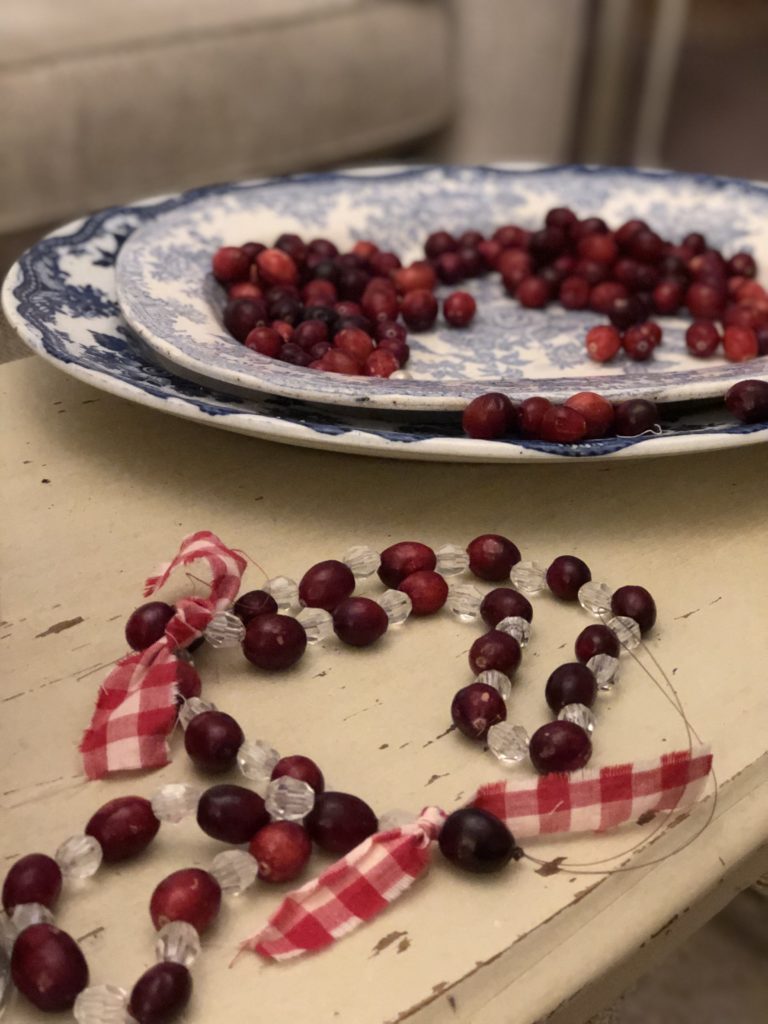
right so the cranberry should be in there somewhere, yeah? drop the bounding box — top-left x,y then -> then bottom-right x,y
375,320 -> 407,344
577,232 -> 618,264
150,868 -> 221,933
129,962 -> 192,1024
477,239 -> 502,269
723,304 -> 766,330
269,295 -> 304,325
398,570 -> 448,615
563,392 -> 614,438
195,784 -> 268,844
376,336 -> 409,366
493,224 -> 530,248
443,291 -> 477,327
622,326 -> 655,361
545,207 -> 578,230
364,349 -> 400,377
184,711 -> 244,773
401,289 -> 438,331
576,259 -> 610,286
438,808 -> 517,873
546,555 -> 591,600
337,267 -> 371,302
11,924 -> 88,1011
451,683 -> 506,740
315,349 -> 361,375
725,379 -> 768,422
575,624 -> 620,663
589,281 -> 627,313
85,796 -> 159,863
334,327 -> 374,366
424,231 -> 458,260
545,663 -> 597,712
685,320 -> 720,358
311,259 -> 339,285
559,275 -> 590,310
498,247 -> 532,279
540,405 -> 587,443
378,541 -> 436,587
298,559 -> 355,612
609,294 -> 646,330
271,754 -> 325,794
233,589 -> 278,625
727,252 -> 757,278
224,298 -> 269,341
362,288 -> 399,323
308,238 -> 338,259
585,325 -> 621,362
519,396 -> 552,437
293,319 -> 329,352
243,613 -> 307,670
255,248 -> 298,287
332,597 -> 388,647
616,219 -> 648,248
466,533 -> 521,581
248,821 -> 311,883
468,630 -> 521,677
244,326 -> 282,357
434,251 -> 463,284
529,721 -> 592,773
723,325 -> 758,362
305,792 -> 378,854
2,854 -> 62,913
212,246 -> 250,284
516,276 -> 551,308
686,282 -> 725,319
228,281 -> 264,301
462,392 -> 515,440
278,342 -> 312,366
627,229 -> 663,262
480,588 -> 533,628
530,226 -> 568,259
125,602 -> 174,651
614,399 -> 659,436
275,233 -> 307,264
652,280 -> 685,314
572,216 -> 608,239
611,584 -> 657,633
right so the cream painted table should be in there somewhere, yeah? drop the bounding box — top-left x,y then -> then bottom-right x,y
2,355 -> 768,1024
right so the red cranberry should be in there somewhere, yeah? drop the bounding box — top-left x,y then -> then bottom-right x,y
572,216 -> 608,239
11,924 -> 88,1011
614,399 -> 659,436
477,239 -> 502,269
589,281 -> 627,313
493,224 -> 529,248
271,755 -> 325,794
314,349 -> 361,375
435,251 -> 465,284
125,602 -> 174,651
224,298 -> 268,341
392,263 -> 436,293
364,349 -> 400,377
468,630 -> 521,677
401,289 -> 438,331
451,683 -> 506,740
255,248 -> 298,287
332,597 -> 388,647
725,379 -> 768,422
243,614 -> 307,670
129,962 -> 192,1024
398,570 -> 448,615
652,280 -> 685,314
466,533 -> 521,581
294,319 -> 329,351
585,325 -> 621,362
275,232 -> 307,263
378,541 -> 436,587
609,294 -> 646,330
376,336 -> 410,366
559,275 -> 590,310
278,341 -> 312,366
438,809 -> 517,873
611,585 -> 656,633
212,246 -> 250,284
308,238 -> 338,259
480,588 -> 533,628
85,796 -> 159,863
546,555 -> 591,600
686,282 -> 725,319
150,868 -> 221,933
516,276 -> 551,308
196,784 -> 268,844
622,326 -> 655,361
334,327 -> 374,366
362,289 -> 399,324
519,396 -> 552,437
529,226 -> 567,259
545,663 -> 597,712
443,291 -> 477,327
723,325 -> 758,362
233,589 -> 278,625
424,231 -> 458,260
498,247 -> 532,279
299,559 -> 355,612
228,281 -> 263,301
540,405 -> 588,443
248,822 -> 311,883
576,259 -> 610,286
577,232 -> 618,264
305,792 -> 378,854
685,320 -> 720,358
575,624 -> 620,663
244,326 -> 282,358
616,219 -> 648,248
2,854 -> 62,913
375,320 -> 407,343
546,207 -> 578,230
462,392 -> 515,440
184,711 -> 244,773
627,228 -> 663,262
727,252 -> 757,278
529,721 -> 592,773
563,392 -> 614,439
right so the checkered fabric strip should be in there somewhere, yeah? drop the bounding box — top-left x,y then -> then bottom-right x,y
80,532 -> 247,779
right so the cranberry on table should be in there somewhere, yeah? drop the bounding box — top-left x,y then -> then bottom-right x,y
608,294 -> 646,330
516,276 -> 551,308
540,405 -> 587,444
248,821 -> 312,883
174,659 -> 202,702
438,808 -> 518,873
398,570 -> 448,615
233,589 -> 278,625
242,613 -> 307,670
652,279 -> 685,314
435,251 -> 465,284
443,291 -> 477,327
85,796 -> 160,862
378,541 -> 436,587
305,792 -> 378,854
559,275 -> 590,310
723,325 -> 759,362
184,710 -> 244,773
611,585 -> 657,633
2,853 -> 62,913
424,230 -> 458,259
589,280 -> 627,313
685,320 -> 720,358
518,396 -> 552,437
401,289 -> 438,331
686,282 -> 725,319
129,962 -> 192,1024
480,587 -> 533,628
196,784 -> 269,844
11,923 -> 88,1012
451,683 -> 507,740
545,663 -> 598,712
575,624 -> 620,663
466,533 -> 521,581
271,754 -> 325,794
585,325 -> 621,363
614,398 -> 659,436
462,392 -> 517,440
546,555 -> 591,600
563,392 -> 614,439
125,601 -> 175,651
469,630 -> 522,677
725,379 -> 768,422
622,325 -> 655,361
364,349 -> 401,377
150,868 -> 221,934
298,559 -> 355,612
529,721 -> 592,774
332,597 -> 388,647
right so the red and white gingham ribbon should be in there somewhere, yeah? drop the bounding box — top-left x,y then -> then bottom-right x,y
245,746 -> 712,961
80,531 -> 246,779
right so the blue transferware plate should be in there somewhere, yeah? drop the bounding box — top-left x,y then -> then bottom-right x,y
3,187 -> 768,463
115,164 -> 768,412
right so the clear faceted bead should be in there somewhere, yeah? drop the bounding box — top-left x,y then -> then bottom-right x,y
178,696 -> 217,730
475,669 -> 512,703
588,653 -> 621,691
495,616 -> 531,647
55,835 -> 102,879
237,739 -> 280,788
558,703 -> 596,735
606,615 -> 641,650
447,583 -> 483,622
11,903 -> 54,933
487,722 -> 530,765
295,606 -> 334,644
151,783 -> 201,824
578,581 -> 613,616
341,545 -> 380,579
0,945 -> 11,1019
0,916 -> 16,955
204,610 -> 246,648
435,544 -> 470,576
380,589 -> 411,626
263,576 -> 299,612
508,561 -> 547,595
265,776 -> 315,822
210,850 -> 259,896
154,921 -> 201,967
377,808 -> 416,831
73,985 -> 129,1024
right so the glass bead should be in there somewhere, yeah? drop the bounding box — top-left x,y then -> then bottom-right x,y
295,606 -> 334,644
435,544 -> 470,576
508,561 -> 547,595
447,583 -> 483,623
203,610 -> 245,648
209,850 -> 259,897
54,835 -> 102,880
606,615 -> 641,651
237,739 -> 280,788
73,985 -> 130,1024
265,776 -> 315,822
262,576 -> 299,612
0,916 -> 16,955
11,903 -> 54,933
341,545 -> 380,579
379,589 -> 411,626
588,653 -> 620,690
558,702 -> 596,735
495,616 -> 531,647
154,921 -> 201,968
475,669 -> 512,703
178,696 -> 217,730
377,809 -> 416,831
487,722 -> 530,765
0,945 -> 11,1019
578,581 -> 613,616
150,783 -> 201,824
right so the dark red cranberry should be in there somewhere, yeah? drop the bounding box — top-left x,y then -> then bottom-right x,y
11,924 -> 88,1011
589,281 -> 627,313
434,251 -> 464,284
545,663 -> 597,712
546,207 -> 578,230
685,320 -> 720,358
173,658 -> 201,702
223,298 -> 268,341
196,784 -> 269,844
516,276 -> 551,308
311,259 -> 339,285
377,336 -> 410,366
278,341 -> 312,366
255,248 -> 298,287
184,711 -> 244,773
248,822 -> 311,883
563,392 -> 614,439
424,230 -> 458,260
302,304 -> 337,329
458,229 -> 485,248
212,246 -> 251,284
375,320 -> 407,344
519,396 -> 552,436
529,226 -> 567,259
401,289 -> 438,331
466,533 -> 521,581
546,555 -> 591,600
293,319 -> 329,352
398,570 -> 448,615
243,613 -> 307,670
332,597 -> 388,647
572,216 -> 608,239
337,266 -> 371,302
608,294 -> 646,330
622,326 -> 655,361
150,868 -> 221,933
627,229 -> 663,262
682,231 -> 706,254
577,232 -> 618,264
451,683 -> 506,740
575,624 -> 620,663
686,282 -> 726,319
334,327 -> 374,365
378,541 -> 436,587
244,326 -> 282,357
275,233 -> 307,264
271,755 -> 325,794
298,559 -> 355,612
233,589 -> 278,625
2,854 -> 62,913
85,796 -> 159,862
269,296 -> 304,325
438,808 -> 518,873
723,325 -> 759,362
305,792 -> 378,854
725,379 -> 768,422
129,962 -> 192,1024
614,399 -> 659,436
529,721 -> 592,773
462,392 -> 515,440
727,252 -> 757,278
559,275 -> 590,309
576,259 -> 610,286
652,279 -> 685,314
616,219 -> 648,249
540,405 -> 588,444
443,291 -> 477,327
611,585 -> 656,633
125,602 -> 174,651
308,238 -> 339,259
480,588 -> 533,628
493,224 -> 530,248
468,631 -> 522,677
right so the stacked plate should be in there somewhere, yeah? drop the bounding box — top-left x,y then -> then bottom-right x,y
4,164 -> 768,462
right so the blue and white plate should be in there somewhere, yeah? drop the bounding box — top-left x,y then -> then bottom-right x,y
115,164 -> 768,412
3,187 -> 768,463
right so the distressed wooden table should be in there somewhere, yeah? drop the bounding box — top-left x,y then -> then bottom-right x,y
2,355 -> 768,1024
